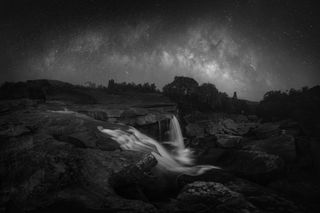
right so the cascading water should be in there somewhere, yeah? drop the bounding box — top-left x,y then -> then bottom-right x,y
98,115 -> 218,176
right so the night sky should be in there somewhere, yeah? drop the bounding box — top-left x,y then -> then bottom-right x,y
0,0 -> 319,101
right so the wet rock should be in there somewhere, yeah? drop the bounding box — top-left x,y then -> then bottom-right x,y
241,135 -> 296,163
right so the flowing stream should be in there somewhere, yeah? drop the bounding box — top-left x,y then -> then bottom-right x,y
98,115 -> 218,176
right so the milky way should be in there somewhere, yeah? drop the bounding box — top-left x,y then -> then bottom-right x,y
1,0 -> 319,101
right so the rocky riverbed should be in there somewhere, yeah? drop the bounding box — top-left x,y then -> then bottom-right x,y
0,97 -> 319,212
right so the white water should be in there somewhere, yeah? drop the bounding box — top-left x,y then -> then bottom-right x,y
98,115 -> 218,176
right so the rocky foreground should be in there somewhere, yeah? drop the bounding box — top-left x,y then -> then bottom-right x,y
0,98 -> 319,212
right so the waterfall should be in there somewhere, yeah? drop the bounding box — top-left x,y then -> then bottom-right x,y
98,115 -> 218,176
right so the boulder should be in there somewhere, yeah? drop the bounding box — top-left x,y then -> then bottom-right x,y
241,135 -> 296,162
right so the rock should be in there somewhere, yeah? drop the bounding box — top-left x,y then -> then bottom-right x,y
251,122 -> 281,139
295,137 -> 314,169
199,148 -> 285,183
77,110 -> 109,121
237,122 -> 258,135
177,171 -> 302,213
279,120 -> 302,137
241,135 -> 296,163
216,134 -> 242,148
205,119 -> 255,137
185,123 -> 205,138
226,179 -> 302,213
177,181 -> 257,213
136,113 -> 158,125
183,111 -> 208,124
0,99 -> 37,113
221,119 -> 238,134
269,178 -> 320,205
0,109 -> 158,212
247,115 -> 259,122
236,115 -> 248,123
310,138 -> 320,176
110,154 -> 158,200
0,125 -> 30,137
203,121 -> 224,135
